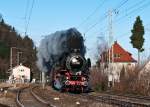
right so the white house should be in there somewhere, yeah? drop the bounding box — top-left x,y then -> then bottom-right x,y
10,64 -> 30,82
100,41 -> 137,83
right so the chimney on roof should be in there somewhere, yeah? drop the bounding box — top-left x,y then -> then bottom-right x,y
114,41 -> 117,44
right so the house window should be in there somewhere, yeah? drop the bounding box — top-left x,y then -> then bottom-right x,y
114,54 -> 117,58
19,69 -> 24,72
22,75 -> 25,78
114,54 -> 121,58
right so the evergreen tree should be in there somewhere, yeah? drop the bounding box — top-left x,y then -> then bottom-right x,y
0,42 -> 9,59
130,16 -> 145,65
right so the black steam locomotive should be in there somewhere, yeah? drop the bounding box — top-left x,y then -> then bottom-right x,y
50,49 -> 91,92
50,30 -> 91,92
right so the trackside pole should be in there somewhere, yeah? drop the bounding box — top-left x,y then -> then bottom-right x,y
42,72 -> 46,89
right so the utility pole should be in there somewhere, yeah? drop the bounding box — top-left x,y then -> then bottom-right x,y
108,9 -> 113,63
17,52 -> 22,65
10,47 -> 13,71
108,9 -> 114,87
10,47 -> 23,70
10,47 -> 17,71
42,72 -> 46,89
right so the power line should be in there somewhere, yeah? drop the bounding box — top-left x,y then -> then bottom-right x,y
24,0 -> 30,20
25,0 -> 35,36
115,0 -> 129,9
116,0 -> 150,24
100,0 -> 130,31
77,0 -> 107,29
113,0 -> 146,22
24,0 -> 30,35
111,0 -> 129,15
123,0 -> 143,12
84,0 -> 148,45
84,14 -> 107,34
96,0 -> 149,37
84,0 -> 129,35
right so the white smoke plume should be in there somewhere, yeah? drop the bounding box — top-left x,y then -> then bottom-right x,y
37,28 -> 86,72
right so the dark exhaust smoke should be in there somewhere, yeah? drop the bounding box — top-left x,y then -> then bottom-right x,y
37,28 -> 86,72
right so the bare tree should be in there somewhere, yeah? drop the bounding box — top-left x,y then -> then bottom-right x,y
94,36 -> 108,67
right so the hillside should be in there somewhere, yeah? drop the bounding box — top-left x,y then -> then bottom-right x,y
0,18 -> 39,79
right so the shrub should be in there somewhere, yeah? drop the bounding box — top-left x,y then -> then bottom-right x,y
90,67 -> 108,92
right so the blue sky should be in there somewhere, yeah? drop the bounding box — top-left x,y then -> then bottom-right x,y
0,0 -> 150,64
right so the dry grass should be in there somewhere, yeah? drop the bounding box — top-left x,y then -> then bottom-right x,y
90,67 -> 108,92
112,65 -> 150,95
90,62 -> 150,95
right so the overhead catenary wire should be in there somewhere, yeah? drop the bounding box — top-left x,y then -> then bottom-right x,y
115,0 -> 129,10
24,0 -> 30,21
96,0 -> 149,37
116,0 -> 149,22
111,1 -> 150,40
86,0 -> 143,51
115,0 -> 150,24
86,0 -> 150,63
84,0 -> 130,35
84,14 -> 108,34
24,0 -> 30,33
25,0 -> 35,36
94,0 -> 149,34
122,0 -> 144,12
93,0 -> 130,34
77,0 -> 108,29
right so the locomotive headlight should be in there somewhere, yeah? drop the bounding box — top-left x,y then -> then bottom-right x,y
72,58 -> 80,64
66,54 -> 86,72
71,57 -> 80,65
66,77 -> 69,80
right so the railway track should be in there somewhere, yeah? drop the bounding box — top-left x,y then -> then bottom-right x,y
16,85 -> 55,107
20,85 -> 150,107
105,92 -> 150,101
79,93 -> 150,107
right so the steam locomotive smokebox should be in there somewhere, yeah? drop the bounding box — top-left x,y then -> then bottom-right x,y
66,53 -> 86,73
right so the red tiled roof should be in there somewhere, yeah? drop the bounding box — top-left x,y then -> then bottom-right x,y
100,41 -> 137,63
